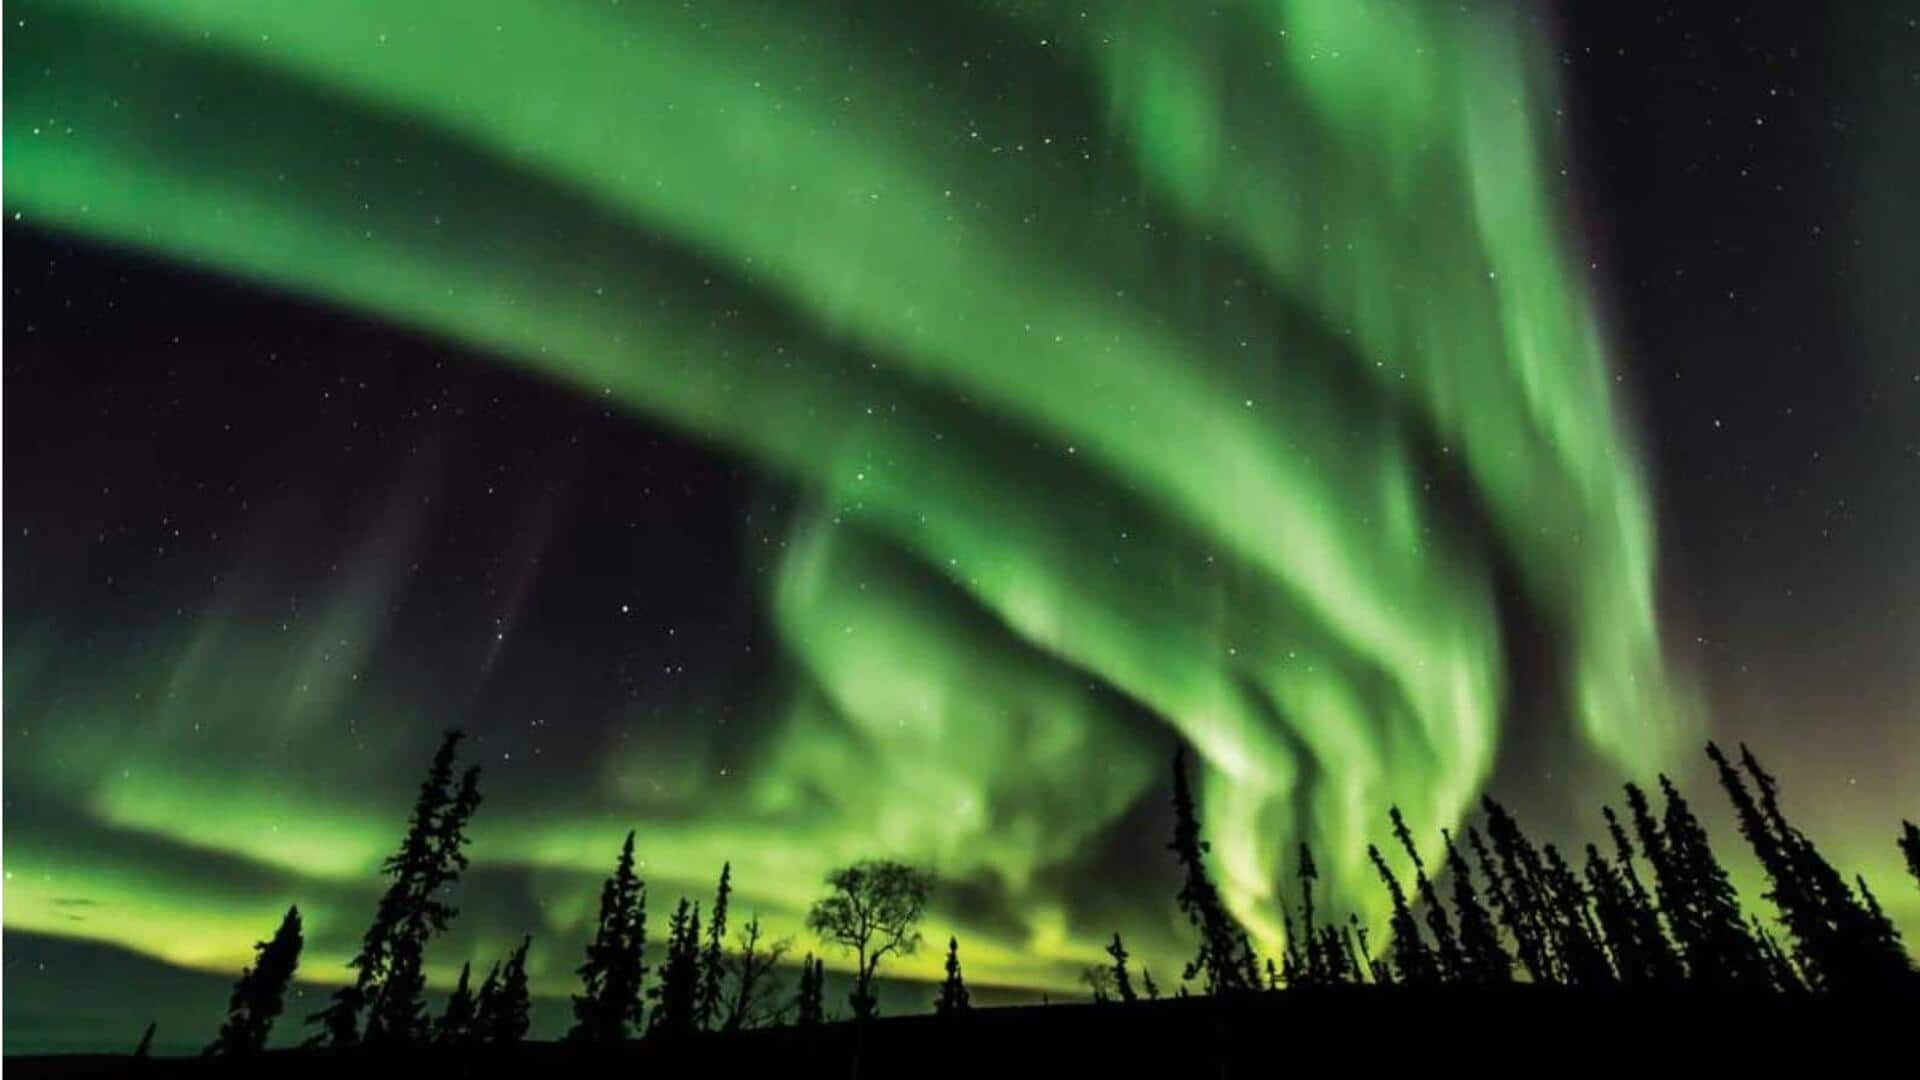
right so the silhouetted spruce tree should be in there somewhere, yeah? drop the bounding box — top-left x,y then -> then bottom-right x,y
1348,914 -> 1390,985
1278,905 -> 1304,986
1584,845 -> 1655,986
208,905 -> 304,1056
1478,804 -> 1561,984
1540,843 -> 1615,987
1141,967 -> 1161,1000
469,962 -> 502,1041
697,862 -> 733,1031
569,831 -> 648,1042
1712,742 -> 1847,985
1714,743 -> 1912,988
1291,843 -> 1317,985
1368,843 -> 1438,985
1440,830 -> 1510,985
793,954 -> 826,1026
650,899 -> 703,1037
1096,933 -> 1135,1003
1465,826 -> 1534,981
1624,782 -> 1703,977
1645,775 -> 1771,987
476,938 -> 532,1044
1389,807 -> 1464,983
1314,926 -> 1349,985
1168,748 -> 1259,994
1853,874 -> 1910,980
134,1023 -> 156,1059
369,757 -> 484,1046
313,731 -> 482,1046
1901,822 -> 1920,895
1292,842 -> 1347,986
1753,918 -> 1806,993
433,962 -> 478,1046
1601,804 -> 1685,984
935,937 -> 971,1014
1339,921 -> 1367,983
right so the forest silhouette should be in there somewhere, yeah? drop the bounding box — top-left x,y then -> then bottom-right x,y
17,731 -> 1920,1077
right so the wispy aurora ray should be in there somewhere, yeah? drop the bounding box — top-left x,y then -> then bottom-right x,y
5,0 -> 1686,992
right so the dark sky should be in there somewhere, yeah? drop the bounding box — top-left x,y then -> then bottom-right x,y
5,0 -> 1917,1054
1561,2 -> 1917,822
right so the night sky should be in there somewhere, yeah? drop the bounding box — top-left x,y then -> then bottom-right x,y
5,0 -> 1917,1054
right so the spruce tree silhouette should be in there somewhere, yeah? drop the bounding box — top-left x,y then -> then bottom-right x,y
1349,913 -> 1390,985
1753,918 -> 1807,993
1467,825 -> 1546,984
1314,926 -> 1347,985
1601,805 -> 1685,985
312,731 -> 482,1046
793,954 -> 826,1027
1647,774 -> 1771,987
1853,875 -> 1911,984
208,905 -> 304,1056
1710,742 -> 1839,985
650,898 -> 704,1037
1390,807 -> 1464,983
1278,906 -> 1304,985
805,859 -> 932,1021
1541,844 -> 1615,987
1440,829 -> 1511,985
477,938 -> 533,1044
1902,822 -> 1920,895
470,961 -> 503,1043
698,861 -> 733,1031
1141,967 -> 1161,1000
1105,933 -> 1137,1003
433,962 -> 478,1046
1340,920 -> 1368,983
373,750 -> 482,1046
133,1023 -> 156,1060
1584,844 -> 1653,985
1167,748 -> 1259,994
1623,782 -> 1703,979
1368,843 -> 1438,986
721,914 -> 791,1031
1481,799 -> 1565,984
935,936 -> 971,1015
569,831 -> 648,1042
1292,842 -> 1336,986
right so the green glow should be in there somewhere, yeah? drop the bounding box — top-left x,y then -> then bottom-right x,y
4,0 -> 1724,1001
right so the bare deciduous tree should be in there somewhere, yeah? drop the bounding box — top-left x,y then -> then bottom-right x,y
722,915 -> 792,1031
805,860 -> 932,1019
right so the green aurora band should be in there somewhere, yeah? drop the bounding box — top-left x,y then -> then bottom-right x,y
6,0 -> 1699,1000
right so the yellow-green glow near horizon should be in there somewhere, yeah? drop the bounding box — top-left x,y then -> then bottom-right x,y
6,0 -> 1708,1003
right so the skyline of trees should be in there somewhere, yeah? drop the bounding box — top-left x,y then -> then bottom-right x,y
193,734 -> 1917,1055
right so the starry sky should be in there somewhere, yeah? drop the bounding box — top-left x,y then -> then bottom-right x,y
5,0 -> 1918,1055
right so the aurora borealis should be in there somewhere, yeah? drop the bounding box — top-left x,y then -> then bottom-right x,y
6,0 -> 1918,1054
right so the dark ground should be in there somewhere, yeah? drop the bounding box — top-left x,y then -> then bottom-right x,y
10,988 -> 1916,1078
